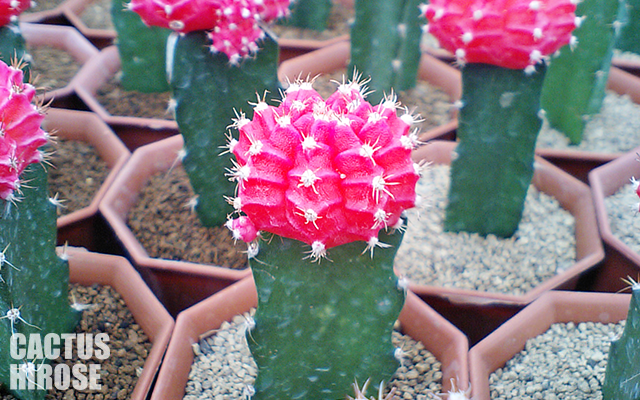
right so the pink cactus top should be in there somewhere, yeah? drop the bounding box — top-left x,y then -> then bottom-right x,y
226,79 -> 420,260
0,0 -> 30,26
128,0 -> 291,63
0,60 -> 47,202
422,0 -> 579,70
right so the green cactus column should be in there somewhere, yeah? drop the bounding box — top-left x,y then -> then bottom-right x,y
0,165 -> 80,400
284,0 -> 332,31
616,0 -> 638,54
602,281 -> 640,400
168,31 -> 280,227
444,63 -> 547,238
0,23 -> 27,77
248,225 -> 406,400
112,0 -> 170,93
541,0 -> 626,144
349,0 -> 422,104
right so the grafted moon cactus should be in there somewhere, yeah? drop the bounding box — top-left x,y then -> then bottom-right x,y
0,60 -> 47,202
0,0 -> 30,27
0,0 -> 30,74
129,0 -> 290,228
129,0 -> 290,61
227,78 -> 420,258
226,78 -> 420,399
421,0 -> 578,237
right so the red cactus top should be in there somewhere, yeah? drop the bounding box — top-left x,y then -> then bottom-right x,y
0,60 -> 47,202
422,0 -> 579,70
0,0 -> 30,26
128,0 -> 291,63
226,79 -> 420,260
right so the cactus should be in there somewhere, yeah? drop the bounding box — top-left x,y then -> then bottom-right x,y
541,0 -> 627,144
602,277 -> 640,400
111,0 -> 170,93
284,0 -> 333,31
422,0 -> 578,237
349,0 -> 423,104
0,59 -> 79,400
226,78 -> 420,399
129,0 -> 290,227
0,0 -> 31,78
616,0 -> 638,54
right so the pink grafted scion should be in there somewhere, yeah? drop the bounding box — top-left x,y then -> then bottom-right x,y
227,78 -> 420,256
128,0 -> 292,62
0,0 -> 30,26
0,60 -> 47,202
421,0 -> 578,70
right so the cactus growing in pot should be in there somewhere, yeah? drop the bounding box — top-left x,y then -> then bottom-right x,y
421,0 -> 579,237
0,59 -> 80,400
128,0 -> 291,227
225,77 -> 421,399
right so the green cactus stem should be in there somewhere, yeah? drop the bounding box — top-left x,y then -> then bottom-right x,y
444,62 -> 547,238
112,0 -> 171,93
540,0 -> 626,144
349,0 -> 422,104
0,23 -> 27,78
248,223 -> 406,400
616,0 -> 638,54
283,0 -> 332,31
0,165 -> 80,400
602,280 -> 640,400
167,31 -> 280,227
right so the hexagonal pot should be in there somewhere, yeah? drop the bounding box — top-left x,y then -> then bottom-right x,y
43,108 -> 130,252
588,145 -> 640,293
99,134 -> 251,317
149,277 -> 469,400
65,248 -> 174,400
61,0 -> 116,49
406,141 -> 604,345
468,290 -> 630,400
21,22 -> 98,109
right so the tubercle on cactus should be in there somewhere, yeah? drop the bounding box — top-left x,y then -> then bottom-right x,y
421,0 -> 580,71
128,0 -> 292,64
0,0 -> 31,27
225,75 -> 421,261
0,58 -> 48,204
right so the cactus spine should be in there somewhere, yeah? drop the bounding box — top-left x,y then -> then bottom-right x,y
111,0 -> 170,93
0,60 -> 79,400
602,278 -> 640,400
422,0 -> 578,237
349,0 -> 422,104
226,78 -> 420,399
541,0 -> 627,144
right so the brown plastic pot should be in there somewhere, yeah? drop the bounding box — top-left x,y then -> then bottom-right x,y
19,1 -> 69,24
73,45 -> 180,151
407,141 -> 604,345
420,66 -> 640,185
150,277 -> 469,400
21,22 -> 98,109
43,108 -> 130,252
64,248 -> 174,400
468,290 -> 630,400
61,0 -> 116,49
99,134 -> 251,317
589,145 -> 640,293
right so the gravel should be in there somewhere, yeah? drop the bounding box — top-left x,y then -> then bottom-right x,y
536,91 -> 640,154
394,164 -> 576,296
490,320 -> 625,400
604,181 -> 640,254
184,312 -> 444,400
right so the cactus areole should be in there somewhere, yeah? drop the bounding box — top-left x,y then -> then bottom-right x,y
227,78 -> 420,399
0,60 -> 47,202
422,0 -> 579,70
128,0 -> 291,63
227,78 -> 421,258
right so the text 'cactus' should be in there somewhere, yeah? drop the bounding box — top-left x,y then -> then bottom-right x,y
226,78 -> 421,259
422,0 -> 579,70
0,60 -> 47,202
128,0 -> 291,62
